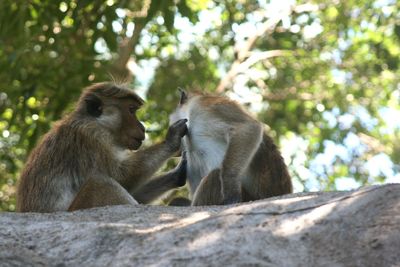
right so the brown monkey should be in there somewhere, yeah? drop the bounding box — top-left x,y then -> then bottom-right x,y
17,82 -> 187,212
169,90 -> 292,205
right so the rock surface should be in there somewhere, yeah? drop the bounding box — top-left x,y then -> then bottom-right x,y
0,184 -> 399,267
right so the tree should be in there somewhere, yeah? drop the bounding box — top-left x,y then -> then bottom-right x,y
0,0 -> 399,211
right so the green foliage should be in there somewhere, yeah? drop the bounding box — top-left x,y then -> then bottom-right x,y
0,0 -> 198,211
1,0 -> 399,211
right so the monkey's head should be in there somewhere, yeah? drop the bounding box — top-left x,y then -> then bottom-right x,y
169,88 -> 207,125
169,88 -> 192,125
77,82 -> 146,150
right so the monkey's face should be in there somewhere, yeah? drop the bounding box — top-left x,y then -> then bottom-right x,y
83,87 -> 145,150
117,98 -> 146,150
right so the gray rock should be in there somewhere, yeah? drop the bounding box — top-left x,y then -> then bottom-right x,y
0,184 -> 399,267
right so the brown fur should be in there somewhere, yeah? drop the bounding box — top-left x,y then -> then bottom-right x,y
17,82 -> 187,212
170,91 -> 292,206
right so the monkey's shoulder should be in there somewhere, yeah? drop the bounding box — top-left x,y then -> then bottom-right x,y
193,96 -> 254,123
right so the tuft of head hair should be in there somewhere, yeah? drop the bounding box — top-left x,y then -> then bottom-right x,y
74,82 -> 144,118
83,82 -> 144,105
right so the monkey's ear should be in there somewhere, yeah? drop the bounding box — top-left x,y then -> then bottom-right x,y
178,88 -> 188,105
85,94 -> 103,117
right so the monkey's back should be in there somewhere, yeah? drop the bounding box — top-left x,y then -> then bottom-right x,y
184,107 -> 229,195
17,129 -> 70,212
183,95 -> 292,202
242,132 -> 293,201
16,119 -> 107,212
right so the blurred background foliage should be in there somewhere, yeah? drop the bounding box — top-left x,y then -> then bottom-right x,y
0,0 -> 399,211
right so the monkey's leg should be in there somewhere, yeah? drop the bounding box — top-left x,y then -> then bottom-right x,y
221,122 -> 263,204
68,176 -> 138,211
192,169 -> 223,206
131,156 -> 187,204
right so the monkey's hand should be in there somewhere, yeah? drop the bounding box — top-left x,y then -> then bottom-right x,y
166,119 -> 188,151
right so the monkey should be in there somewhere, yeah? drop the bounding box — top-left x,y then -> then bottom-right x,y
16,82 -> 188,212
169,90 -> 292,206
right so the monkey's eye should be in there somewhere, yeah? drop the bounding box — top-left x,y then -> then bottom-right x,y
129,105 -> 137,115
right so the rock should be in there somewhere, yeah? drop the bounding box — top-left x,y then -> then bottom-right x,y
0,184 -> 399,266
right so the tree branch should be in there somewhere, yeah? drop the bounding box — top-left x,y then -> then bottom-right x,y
109,0 -> 151,81
216,13 -> 286,93
216,3 -> 320,93
217,50 -> 289,94
358,133 -> 386,154
110,21 -> 146,81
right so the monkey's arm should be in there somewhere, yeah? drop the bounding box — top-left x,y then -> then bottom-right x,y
119,119 -> 187,189
220,121 -> 264,204
131,156 -> 186,204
